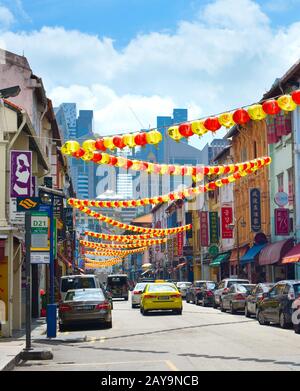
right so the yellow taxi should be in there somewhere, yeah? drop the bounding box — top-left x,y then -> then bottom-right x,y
140,282 -> 182,315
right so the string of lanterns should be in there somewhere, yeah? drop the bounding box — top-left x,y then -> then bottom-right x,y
84,247 -> 148,256
68,156 -> 270,210
80,239 -> 167,249
84,231 -> 166,241
85,257 -> 124,268
60,90 -> 300,156
81,241 -> 154,249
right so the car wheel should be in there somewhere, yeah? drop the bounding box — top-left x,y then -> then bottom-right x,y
186,295 -> 189,303
230,302 -> 236,315
195,297 -> 200,306
202,299 -> 207,307
279,312 -> 289,329
124,296 -> 128,301
132,304 -> 136,309
294,324 -> 300,334
142,309 -> 149,316
105,320 -> 112,329
175,309 -> 182,315
58,323 -> 66,332
220,301 -> 226,312
257,310 -> 269,326
213,300 -> 218,309
245,304 -> 251,318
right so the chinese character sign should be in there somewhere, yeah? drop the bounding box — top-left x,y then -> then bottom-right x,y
250,188 -> 261,232
199,211 -> 209,247
221,207 -> 233,239
177,230 -> 183,257
209,212 -> 219,244
10,151 -> 32,197
275,208 -> 289,236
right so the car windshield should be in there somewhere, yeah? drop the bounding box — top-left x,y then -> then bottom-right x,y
135,283 -> 147,290
228,280 -> 249,288
177,282 -> 191,287
61,277 -> 96,292
293,283 -> 300,297
107,276 -> 127,286
65,290 -> 105,302
237,284 -> 255,293
207,282 -> 217,289
195,282 -> 206,287
148,284 -> 177,292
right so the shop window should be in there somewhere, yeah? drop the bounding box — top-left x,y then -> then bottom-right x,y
0,240 -> 5,261
287,168 -> 294,205
277,173 -> 284,193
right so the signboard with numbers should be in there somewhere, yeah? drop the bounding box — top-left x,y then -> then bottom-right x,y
249,188 -> 262,232
30,212 -> 49,251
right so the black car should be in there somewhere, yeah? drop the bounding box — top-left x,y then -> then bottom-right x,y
257,280 -> 300,329
195,281 -> 217,306
245,283 -> 274,318
186,281 -> 208,304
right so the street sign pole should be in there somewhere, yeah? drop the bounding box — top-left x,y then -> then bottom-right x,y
49,204 -> 54,304
25,211 -> 32,351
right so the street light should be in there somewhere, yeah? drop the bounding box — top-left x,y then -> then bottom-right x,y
228,216 -> 246,277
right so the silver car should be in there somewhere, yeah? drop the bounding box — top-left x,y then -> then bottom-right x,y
131,282 -> 147,308
176,282 -> 192,298
213,278 -> 250,308
58,288 -> 112,331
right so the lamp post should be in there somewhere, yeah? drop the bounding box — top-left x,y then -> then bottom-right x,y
228,216 -> 246,276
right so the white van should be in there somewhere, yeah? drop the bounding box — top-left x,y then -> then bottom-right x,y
59,274 -> 100,301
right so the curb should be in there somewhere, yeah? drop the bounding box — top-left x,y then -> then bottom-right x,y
1,352 -> 22,372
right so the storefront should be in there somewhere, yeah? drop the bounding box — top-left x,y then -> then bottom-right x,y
209,252 -> 231,282
229,245 -> 249,278
281,243 -> 300,280
258,238 -> 294,282
240,243 -> 268,283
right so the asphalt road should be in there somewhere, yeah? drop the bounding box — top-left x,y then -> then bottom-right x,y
14,296 -> 300,371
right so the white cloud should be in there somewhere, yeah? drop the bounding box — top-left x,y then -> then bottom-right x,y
0,5 -> 14,29
0,0 -> 300,147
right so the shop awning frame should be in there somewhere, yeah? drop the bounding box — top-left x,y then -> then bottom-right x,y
240,243 -> 268,265
259,238 -> 294,266
281,243 -> 300,264
210,252 -> 231,267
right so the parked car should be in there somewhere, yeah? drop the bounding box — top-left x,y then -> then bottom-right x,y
186,281 -> 208,304
213,278 -> 250,308
245,283 -> 274,318
59,274 -> 101,302
131,282 -> 148,308
140,282 -> 182,315
195,281 -> 218,306
58,288 -> 112,331
257,280 -> 300,329
220,283 -> 256,314
176,282 -> 192,298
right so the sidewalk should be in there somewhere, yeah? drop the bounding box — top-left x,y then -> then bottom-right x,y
0,318 -> 47,371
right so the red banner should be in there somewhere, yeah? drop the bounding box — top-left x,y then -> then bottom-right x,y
275,208 -> 289,236
221,207 -> 233,239
199,211 -> 209,247
177,230 -> 183,256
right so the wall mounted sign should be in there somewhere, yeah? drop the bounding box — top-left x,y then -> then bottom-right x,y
249,188 -> 262,232
10,150 -> 32,198
275,208 -> 289,236
199,211 -> 209,247
209,212 -> 219,244
274,192 -> 289,207
221,207 -> 233,239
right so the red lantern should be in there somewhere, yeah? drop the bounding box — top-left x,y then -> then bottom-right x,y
91,152 -> 102,163
291,89 -> 300,105
224,166 -> 231,174
262,100 -> 281,115
168,165 -> 176,175
124,160 -> 133,169
95,138 -> 107,151
221,178 -> 229,185
72,148 -> 85,158
109,156 -> 118,165
208,182 -> 217,190
204,117 -> 221,132
178,123 -> 194,138
204,167 -> 210,175
232,109 -> 250,125
134,132 -> 148,146
113,136 -> 126,149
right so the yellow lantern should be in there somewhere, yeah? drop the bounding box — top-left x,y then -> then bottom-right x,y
167,126 -> 182,141
218,112 -> 235,128
100,153 -> 110,164
277,95 -> 297,111
61,140 -> 80,155
103,137 -> 115,150
191,121 -> 207,135
146,163 -> 154,173
215,179 -> 223,187
115,156 -> 127,168
247,104 -> 267,120
131,160 -> 141,171
81,150 -> 94,161
82,139 -> 96,152
146,130 -> 162,145
160,165 -> 169,175
228,175 -> 236,183
185,166 -> 194,176
173,165 -> 182,175
123,133 -> 136,148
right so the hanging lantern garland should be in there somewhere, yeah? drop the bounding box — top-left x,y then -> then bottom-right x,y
80,239 -> 167,249
68,156 -> 271,210
61,90 -> 300,155
84,231 -> 165,241
85,257 -> 125,268
84,247 -> 148,256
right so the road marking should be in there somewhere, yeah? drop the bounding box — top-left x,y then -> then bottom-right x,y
53,359 -> 170,367
165,360 -> 179,371
88,337 -> 97,343
100,337 -> 106,343
64,332 -> 69,335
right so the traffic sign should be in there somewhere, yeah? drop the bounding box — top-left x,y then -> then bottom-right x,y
31,252 -> 50,264
209,245 -> 219,256
274,192 -> 289,207
30,212 -> 49,251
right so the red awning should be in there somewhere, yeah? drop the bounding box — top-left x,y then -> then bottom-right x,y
229,245 -> 249,265
281,243 -> 300,264
259,238 -> 294,266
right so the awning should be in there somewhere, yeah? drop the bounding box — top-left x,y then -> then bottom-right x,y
229,245 -> 249,265
259,238 -> 294,266
281,243 -> 300,264
210,252 -> 231,267
175,262 -> 186,270
240,243 -> 268,265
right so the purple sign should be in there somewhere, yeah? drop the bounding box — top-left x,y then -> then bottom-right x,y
275,208 -> 289,236
10,150 -> 32,198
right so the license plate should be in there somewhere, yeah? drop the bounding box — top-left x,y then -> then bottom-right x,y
158,296 -> 169,300
76,305 -> 94,311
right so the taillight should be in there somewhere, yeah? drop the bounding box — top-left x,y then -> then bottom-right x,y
59,304 -> 71,312
195,288 -> 201,292
133,291 -> 142,295
288,292 -> 295,300
223,288 -> 229,294
206,290 -> 213,297
144,294 -> 156,299
234,293 -> 245,300
170,293 -> 181,298
96,302 -> 110,310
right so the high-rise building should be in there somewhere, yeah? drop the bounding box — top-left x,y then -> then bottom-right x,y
77,110 -> 94,139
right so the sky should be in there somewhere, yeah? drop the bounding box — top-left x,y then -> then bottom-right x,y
1,0 -> 300,149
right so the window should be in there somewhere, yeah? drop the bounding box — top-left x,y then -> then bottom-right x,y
277,173 -> 284,193
287,168 -> 294,205
241,148 -> 247,162
253,141 -> 257,158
